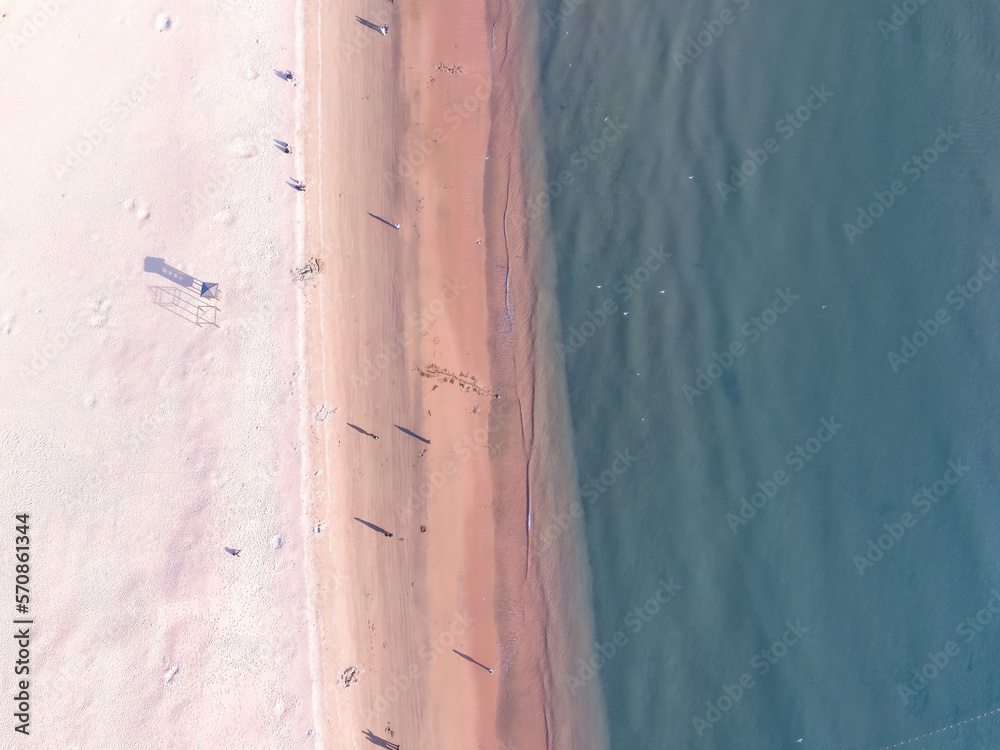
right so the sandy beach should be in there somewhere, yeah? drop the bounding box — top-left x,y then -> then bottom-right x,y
1,0 -> 600,745
299,0 -> 500,746
1,0 -> 316,747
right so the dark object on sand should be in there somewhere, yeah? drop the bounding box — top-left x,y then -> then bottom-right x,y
420,525 -> 427,533
356,17 -> 389,36
341,666 -> 360,688
225,547 -> 241,557
274,139 -> 292,154
354,517 -> 393,538
453,649 -> 494,674
362,729 -> 399,749
348,423 -> 379,440
394,425 -> 430,444
367,212 -> 400,229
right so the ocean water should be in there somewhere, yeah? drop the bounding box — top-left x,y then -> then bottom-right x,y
535,0 -> 1000,747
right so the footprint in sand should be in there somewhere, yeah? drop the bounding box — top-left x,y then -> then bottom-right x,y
231,139 -> 257,159
87,297 -> 110,328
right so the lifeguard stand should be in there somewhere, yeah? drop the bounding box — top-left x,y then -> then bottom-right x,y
149,286 -> 219,327
143,257 -> 221,326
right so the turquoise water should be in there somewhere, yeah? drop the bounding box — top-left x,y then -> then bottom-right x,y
537,0 -> 1000,747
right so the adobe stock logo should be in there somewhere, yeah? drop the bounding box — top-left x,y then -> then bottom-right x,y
542,0 -> 587,29
692,619 -> 809,737
682,287 -> 799,404
672,0 -> 751,72
563,578 -> 682,695
878,0 -> 933,40
364,613 -> 472,722
842,126 -> 959,244
852,459 -> 969,576
52,67 -> 167,178
887,256 -> 999,372
386,75 -> 491,184
2,0 -> 72,56
351,279 -> 466,389
536,448 -> 640,554
557,246 -> 670,360
715,85 -> 833,201
896,588 -> 1000,707
725,417 -> 842,534
518,118 -> 628,229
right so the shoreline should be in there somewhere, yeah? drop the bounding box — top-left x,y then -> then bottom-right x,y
482,0 -> 610,748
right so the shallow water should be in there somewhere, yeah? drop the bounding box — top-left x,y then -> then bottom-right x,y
534,0 -> 1000,747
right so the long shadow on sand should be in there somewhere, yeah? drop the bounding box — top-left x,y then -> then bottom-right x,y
354,517 -> 394,538
356,17 -> 387,34
347,423 -> 379,440
453,649 -> 493,674
393,425 -> 430,444
362,730 -> 399,750
367,212 -> 399,229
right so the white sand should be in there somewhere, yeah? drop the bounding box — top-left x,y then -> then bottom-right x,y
0,1 -> 318,746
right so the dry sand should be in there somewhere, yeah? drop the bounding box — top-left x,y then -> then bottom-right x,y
1,0 -> 317,747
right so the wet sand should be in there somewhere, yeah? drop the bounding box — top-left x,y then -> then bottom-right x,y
300,0 -> 497,747
482,0 -> 611,748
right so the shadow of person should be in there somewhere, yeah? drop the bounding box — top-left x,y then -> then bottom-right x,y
367,212 -> 400,229
453,649 -> 494,674
394,425 -> 431,444
355,16 -> 385,34
354,517 -> 394,538
347,423 -> 379,440
362,729 -> 399,749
